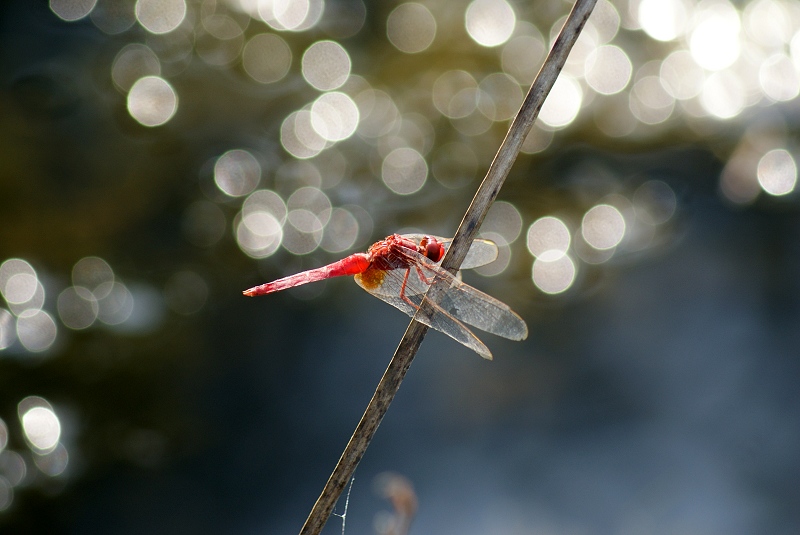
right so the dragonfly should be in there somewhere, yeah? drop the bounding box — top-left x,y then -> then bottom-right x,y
243,234 -> 528,359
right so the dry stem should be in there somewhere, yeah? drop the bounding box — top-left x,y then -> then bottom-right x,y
299,1 -> 597,533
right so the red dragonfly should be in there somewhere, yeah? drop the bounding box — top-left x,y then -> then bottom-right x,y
243,234 -> 528,359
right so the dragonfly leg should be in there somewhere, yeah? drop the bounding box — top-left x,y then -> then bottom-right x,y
413,265 -> 435,286
398,268 -> 420,310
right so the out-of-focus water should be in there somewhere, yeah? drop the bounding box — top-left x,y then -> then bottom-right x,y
1,0 -> 799,533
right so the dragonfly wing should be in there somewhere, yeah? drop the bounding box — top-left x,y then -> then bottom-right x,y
354,268 -> 493,359
400,234 -> 498,269
461,238 -> 499,269
435,279 -> 528,340
389,249 -> 529,341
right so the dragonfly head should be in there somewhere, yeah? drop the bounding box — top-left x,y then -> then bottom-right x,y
420,236 -> 445,263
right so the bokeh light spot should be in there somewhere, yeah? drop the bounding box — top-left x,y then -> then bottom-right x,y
630,74 -> 675,125
16,310 -> 58,353
539,73 -> 582,128
0,450 -> 27,487
96,282 -> 135,325
195,14 -> 245,67
532,254 -> 576,294
0,309 -> 15,350
0,259 -> 37,302
33,442 -> 69,477
302,41 -> 351,91
283,209 -> 324,255
501,31 -> 546,86
387,3 -> 437,54
432,70 -> 478,119
660,50 -> 705,100
591,0 -> 621,44
203,13 -> 243,40
311,92 -> 359,142
745,0 -> 792,48
638,0 -> 687,41
633,180 -> 677,225
582,204 -> 626,250
321,208 -> 360,253
381,148 -> 428,195
689,0 -> 741,71
57,286 -> 99,330
135,0 -> 186,35
3,273 -> 38,305
237,211 -> 283,259
260,0 -> 324,31
72,259 -> 112,292
148,23 -> 193,69
700,71 -> 745,119
20,405 -> 61,453
574,228 -> 615,264
355,88 -> 400,138
521,125 -> 554,153
448,87 -> 478,124
474,232 -> 511,277
319,0 -> 366,38
585,45 -> 632,95
465,0 -> 516,47
527,216 -> 571,261
720,148 -> 761,206
242,33 -> 292,84
281,109 -> 329,159
478,73 -> 523,121
757,149 -> 797,196
390,113 -> 435,156
553,16 -> 597,79
287,187 -> 332,226
127,76 -> 178,127
214,149 -> 261,198
90,0 -> 136,34
111,44 -> 161,93
759,54 -> 800,102
0,259 -> 45,316
482,201 -> 523,244
243,189 -> 288,225
50,0 -> 97,21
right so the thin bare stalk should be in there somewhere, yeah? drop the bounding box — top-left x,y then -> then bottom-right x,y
298,1 -> 597,533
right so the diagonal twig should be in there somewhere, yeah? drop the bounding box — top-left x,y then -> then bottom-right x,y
299,1 -> 597,533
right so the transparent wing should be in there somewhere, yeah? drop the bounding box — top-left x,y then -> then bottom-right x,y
354,249 -> 528,358
355,273 -> 493,359
400,234 -> 498,269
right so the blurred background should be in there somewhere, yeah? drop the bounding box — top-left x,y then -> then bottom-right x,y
1,0 -> 799,533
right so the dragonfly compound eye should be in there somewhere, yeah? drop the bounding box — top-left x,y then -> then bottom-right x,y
425,240 -> 445,262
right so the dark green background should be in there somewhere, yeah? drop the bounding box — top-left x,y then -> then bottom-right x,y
1,1 -> 798,533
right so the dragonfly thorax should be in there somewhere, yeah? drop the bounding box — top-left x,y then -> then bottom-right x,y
366,234 -> 444,271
